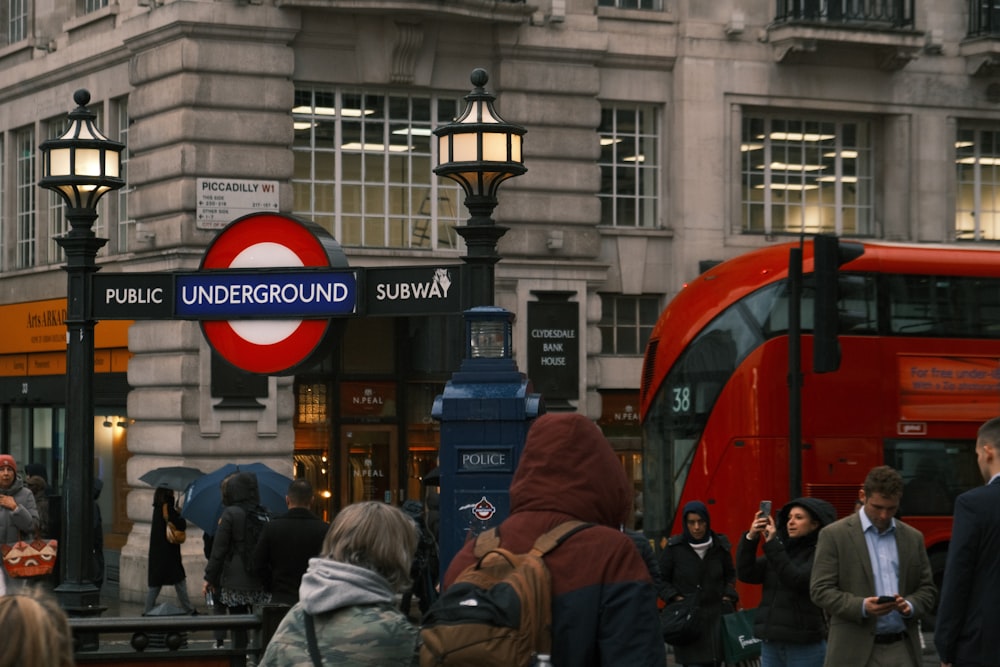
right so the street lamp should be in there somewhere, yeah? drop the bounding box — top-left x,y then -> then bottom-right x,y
434,68 -> 526,308
39,89 -> 124,620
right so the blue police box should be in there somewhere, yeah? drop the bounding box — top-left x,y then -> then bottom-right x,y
432,307 -> 544,577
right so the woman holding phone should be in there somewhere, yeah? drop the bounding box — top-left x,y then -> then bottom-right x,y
736,497 -> 836,667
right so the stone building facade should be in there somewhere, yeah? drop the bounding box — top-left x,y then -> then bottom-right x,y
0,0 -> 996,603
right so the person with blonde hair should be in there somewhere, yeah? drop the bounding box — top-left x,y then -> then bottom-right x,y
0,588 -> 75,667
259,501 -> 420,666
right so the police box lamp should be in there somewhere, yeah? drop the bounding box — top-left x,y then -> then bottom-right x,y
39,89 -> 125,217
468,306 -> 513,360
455,306 -> 524,382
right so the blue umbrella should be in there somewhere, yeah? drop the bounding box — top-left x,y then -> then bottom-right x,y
181,462 -> 293,535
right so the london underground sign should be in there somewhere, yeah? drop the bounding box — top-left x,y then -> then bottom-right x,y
197,213 -> 355,375
89,212 -> 472,375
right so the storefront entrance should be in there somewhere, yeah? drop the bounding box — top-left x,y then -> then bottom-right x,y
341,424 -> 399,506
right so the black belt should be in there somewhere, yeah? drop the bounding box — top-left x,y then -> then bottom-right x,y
873,632 -> 907,644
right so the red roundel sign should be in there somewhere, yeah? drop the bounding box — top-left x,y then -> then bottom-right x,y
199,213 -> 350,375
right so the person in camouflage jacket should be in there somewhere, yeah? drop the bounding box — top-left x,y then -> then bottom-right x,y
259,501 -> 419,666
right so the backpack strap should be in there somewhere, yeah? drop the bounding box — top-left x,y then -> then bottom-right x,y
304,611 -> 324,667
530,520 -> 593,556
473,520 -> 593,559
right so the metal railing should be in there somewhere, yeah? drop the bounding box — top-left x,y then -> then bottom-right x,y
774,0 -> 915,29
70,606 -> 288,666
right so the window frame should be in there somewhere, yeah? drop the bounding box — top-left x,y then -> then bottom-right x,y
955,124 -> 1000,241
291,87 -> 465,251
598,103 -> 660,228
741,112 -> 875,237
599,294 -> 661,355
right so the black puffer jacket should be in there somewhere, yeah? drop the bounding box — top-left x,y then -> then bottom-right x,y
660,502 -> 739,666
736,497 -> 837,643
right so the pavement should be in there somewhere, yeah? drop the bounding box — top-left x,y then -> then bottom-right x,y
96,583 -> 944,666
663,634 -> 942,666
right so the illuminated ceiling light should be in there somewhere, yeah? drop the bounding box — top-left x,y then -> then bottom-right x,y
760,162 -> 827,171
293,122 -> 314,131
392,128 -> 433,137
741,142 -> 763,152
624,154 -> 645,163
756,183 -> 819,191
956,156 -> 1000,165
341,142 -> 411,152
817,175 -> 858,183
600,137 -> 622,146
291,106 -> 375,118
955,141 -> 975,148
760,132 -> 836,142
823,150 -> 858,158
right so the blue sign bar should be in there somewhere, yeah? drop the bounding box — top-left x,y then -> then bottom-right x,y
175,270 -> 358,319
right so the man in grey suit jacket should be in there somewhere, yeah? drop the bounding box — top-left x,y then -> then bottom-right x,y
810,465 -> 937,666
935,416 -> 1000,667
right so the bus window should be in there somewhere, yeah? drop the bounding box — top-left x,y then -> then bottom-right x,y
887,275 -> 1000,337
884,440 -> 981,517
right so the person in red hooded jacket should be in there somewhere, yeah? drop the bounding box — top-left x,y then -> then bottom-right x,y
443,412 -> 666,666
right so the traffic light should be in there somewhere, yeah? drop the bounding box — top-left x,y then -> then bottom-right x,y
812,235 -> 864,373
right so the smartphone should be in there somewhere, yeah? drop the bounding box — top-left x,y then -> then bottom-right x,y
876,595 -> 895,604
759,500 -> 772,518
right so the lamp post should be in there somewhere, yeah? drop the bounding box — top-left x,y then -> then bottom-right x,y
38,89 -> 124,618
434,67 -> 526,308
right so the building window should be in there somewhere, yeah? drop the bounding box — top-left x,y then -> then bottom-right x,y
115,98 -> 134,253
956,125 -> 1000,241
599,104 -> 659,227
599,294 -> 660,355
297,383 -> 328,426
84,0 -> 108,12
15,126 -> 34,269
742,114 -> 874,236
6,0 -> 26,44
45,120 -> 67,265
0,136 -> 4,272
597,0 -> 662,9
292,88 -> 464,250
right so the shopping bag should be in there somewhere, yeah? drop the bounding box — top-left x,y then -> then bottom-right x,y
2,538 -> 58,578
721,608 -> 761,664
660,593 -> 701,645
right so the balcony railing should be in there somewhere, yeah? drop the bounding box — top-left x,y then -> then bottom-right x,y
969,1 -> 1000,37
775,0 -> 915,29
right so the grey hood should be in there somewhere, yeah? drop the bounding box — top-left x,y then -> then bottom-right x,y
297,557 -> 396,616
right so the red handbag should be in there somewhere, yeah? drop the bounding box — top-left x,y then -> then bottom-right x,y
2,537 -> 58,578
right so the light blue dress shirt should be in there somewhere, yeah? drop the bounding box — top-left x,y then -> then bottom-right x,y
859,508 -> 908,635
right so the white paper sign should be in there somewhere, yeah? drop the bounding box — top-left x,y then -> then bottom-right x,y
196,178 -> 279,229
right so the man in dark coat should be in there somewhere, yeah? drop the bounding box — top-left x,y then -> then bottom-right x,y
660,500 -> 739,667
935,416 -> 1000,667
443,412 -> 665,667
252,478 -> 328,606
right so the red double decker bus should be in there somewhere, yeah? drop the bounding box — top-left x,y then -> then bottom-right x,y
639,240 -> 1000,609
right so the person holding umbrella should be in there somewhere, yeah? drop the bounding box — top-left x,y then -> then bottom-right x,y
203,471 -> 271,649
145,487 -> 196,615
